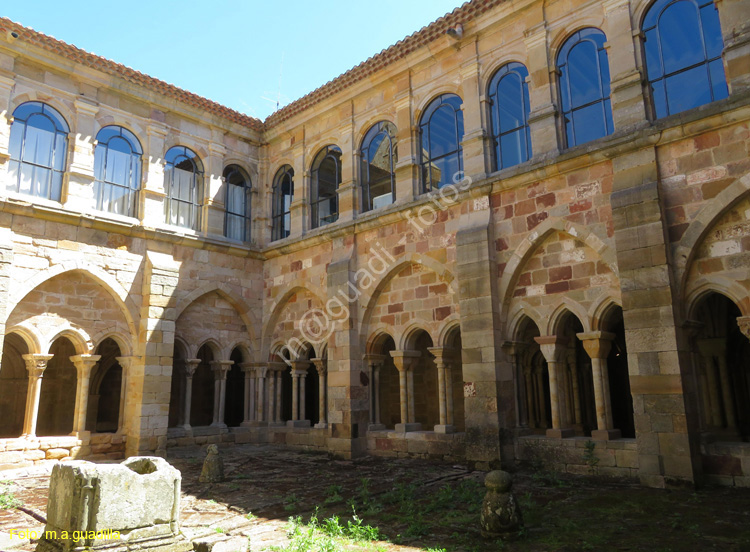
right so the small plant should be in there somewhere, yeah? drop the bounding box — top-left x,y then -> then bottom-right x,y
583,440 -> 600,475
245,512 -> 257,521
283,492 -> 301,513
323,484 -> 343,505
0,481 -> 21,510
214,527 -> 225,534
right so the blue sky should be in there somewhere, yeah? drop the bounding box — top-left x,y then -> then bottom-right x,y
4,1 -> 463,121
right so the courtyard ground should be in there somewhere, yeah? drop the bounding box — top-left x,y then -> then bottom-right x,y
1,444 -> 750,551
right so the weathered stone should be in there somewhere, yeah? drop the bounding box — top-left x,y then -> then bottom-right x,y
199,445 -> 224,484
480,470 -> 523,539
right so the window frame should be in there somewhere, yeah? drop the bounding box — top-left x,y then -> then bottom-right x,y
272,165 -> 294,241
163,146 -> 204,231
641,0 -> 728,119
93,125 -> 143,218
487,62 -> 532,172
556,28 -> 614,148
7,101 -> 70,202
223,164 -> 252,243
359,121 -> 397,213
310,145 -> 342,229
418,93 -> 464,193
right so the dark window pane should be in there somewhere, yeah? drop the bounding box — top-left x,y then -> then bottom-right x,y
500,129 -> 527,169
665,64 -> 713,113
660,1 -> 705,75
497,73 -> 525,130
567,41 -> 602,108
428,105 -> 458,158
570,103 -> 609,146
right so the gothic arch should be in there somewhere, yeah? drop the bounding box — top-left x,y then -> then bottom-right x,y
499,217 -> 617,309
548,300 -> 590,335
437,316 -> 461,348
175,282 -> 259,342
262,284 -> 327,360
687,280 -> 750,319
398,322 -> 435,350
590,296 -> 623,331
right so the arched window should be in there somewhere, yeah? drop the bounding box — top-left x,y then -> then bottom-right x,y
557,28 -> 614,148
311,145 -> 341,229
8,101 -> 69,201
272,165 -> 294,241
488,63 -> 532,171
93,126 -> 142,217
360,121 -> 397,212
224,165 -> 252,242
642,0 -> 728,119
419,94 -> 464,192
164,146 -> 203,230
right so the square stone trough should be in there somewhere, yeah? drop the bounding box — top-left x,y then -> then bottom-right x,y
36,456 -> 192,552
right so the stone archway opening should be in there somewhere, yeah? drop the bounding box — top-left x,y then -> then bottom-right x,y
225,348 -> 245,428
38,337 -> 77,436
0,333 -> 29,437
89,338 -> 122,433
556,311 -> 596,436
692,292 -> 750,441
515,317 -> 551,433
600,306 -> 635,438
369,334 -> 398,429
410,330 -> 439,430
302,345 -> 319,425
168,341 -> 188,428
190,344 -> 215,427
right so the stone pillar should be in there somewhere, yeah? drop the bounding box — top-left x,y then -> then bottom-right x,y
459,42 -> 489,181
716,0 -> 750,95
456,200 -> 506,469
611,147 -> 701,487
337,114 -> 356,223
70,355 -> 101,436
604,0 -> 647,129
389,350 -> 421,432
363,354 -> 385,429
65,98 -> 98,209
21,354 -> 54,437
273,363 -> 284,423
566,349 -> 582,427
535,336 -> 573,438
115,356 -> 138,434
267,365 -> 277,423
524,19 -> 558,157
142,123 -> 168,224
255,364 -> 267,424
428,347 -> 454,434
311,358 -> 328,428
289,361 -> 310,428
205,138 -> 227,237
524,367 -> 536,428
182,359 -> 200,430
210,360 -> 233,427
578,332 -> 620,440
240,363 -> 255,426
393,74 -> 418,204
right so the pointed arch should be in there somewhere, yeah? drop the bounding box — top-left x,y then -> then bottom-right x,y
499,217 -> 617,309
398,322 -> 434,351
590,296 -> 623,332
262,283 -> 327,360
175,282 -> 259,342
437,316 -> 461,348
547,300 -> 590,336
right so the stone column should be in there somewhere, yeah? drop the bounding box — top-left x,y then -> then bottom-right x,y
115,356 -> 138,434
70,355 -> 101,436
716,0 -> 750,95
428,347 -> 455,434
311,358 -> 328,429
363,354 -> 385,429
578,332 -> 620,440
524,367 -> 536,428
255,364 -> 267,424
535,336 -> 573,438
566,349 -> 582,427
210,360 -> 233,427
21,354 -> 54,438
273,363 -> 285,423
182,359 -> 200,430
240,363 -> 255,426
267,365 -> 278,423
289,361 -> 310,427
389,351 -> 421,432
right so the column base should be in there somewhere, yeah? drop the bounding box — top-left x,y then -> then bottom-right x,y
395,423 -> 422,433
546,428 -> 574,439
314,422 -> 328,429
434,424 -> 455,434
245,421 -> 268,427
287,420 -> 311,428
367,424 -> 386,431
591,429 -> 622,441
210,422 -> 228,429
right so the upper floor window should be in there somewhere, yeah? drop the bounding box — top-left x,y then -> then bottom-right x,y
93,125 -> 142,217
311,145 -> 341,229
164,146 -> 203,231
272,165 -> 294,241
419,93 -> 464,192
360,121 -> 397,212
488,63 -> 532,171
642,0 -> 728,119
8,102 -> 69,202
557,28 -> 614,147
224,165 -> 252,242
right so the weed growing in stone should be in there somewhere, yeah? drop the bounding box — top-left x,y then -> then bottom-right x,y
0,480 -> 21,509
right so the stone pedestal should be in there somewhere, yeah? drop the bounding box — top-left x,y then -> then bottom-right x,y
395,423 -> 422,433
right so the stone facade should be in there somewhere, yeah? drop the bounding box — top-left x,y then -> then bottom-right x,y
0,0 -> 749,489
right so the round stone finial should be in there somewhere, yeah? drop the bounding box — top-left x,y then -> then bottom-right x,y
206,444 -> 219,455
484,470 -> 512,492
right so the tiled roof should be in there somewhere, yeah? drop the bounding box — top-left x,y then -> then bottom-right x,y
0,17 -> 265,132
0,0 -> 500,132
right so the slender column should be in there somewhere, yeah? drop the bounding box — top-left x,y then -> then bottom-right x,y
428,348 -> 447,426
289,361 -> 310,426
311,358 -> 328,428
182,359 -> 200,430
267,366 -> 277,422
115,356 -> 138,433
389,350 -> 421,432
210,360 -> 233,427
274,364 -> 283,422
567,350 -> 582,426
70,355 -> 101,435
21,354 -> 54,438
255,365 -> 267,422
373,365 -> 382,425
300,371 -> 307,420
363,354 -> 385,426
524,367 -> 536,427
240,363 -> 255,425
535,336 -> 573,438
578,332 -> 619,440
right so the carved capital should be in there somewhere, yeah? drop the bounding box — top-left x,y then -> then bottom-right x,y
576,331 -> 615,360
184,358 -> 201,378
738,317 -> 750,341
70,354 -> 101,378
22,354 -> 54,378
389,350 -> 420,372
311,358 -> 327,375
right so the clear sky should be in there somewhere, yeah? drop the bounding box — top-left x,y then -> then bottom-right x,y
4,1 -> 464,121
